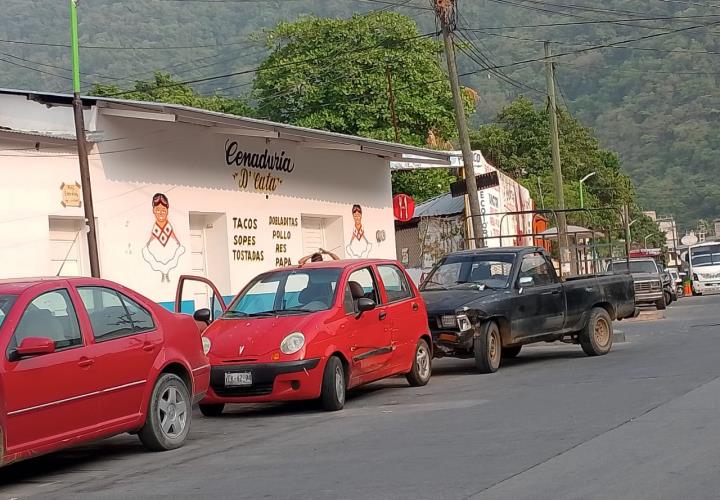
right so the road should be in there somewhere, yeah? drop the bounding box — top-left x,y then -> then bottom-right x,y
2,295 -> 720,499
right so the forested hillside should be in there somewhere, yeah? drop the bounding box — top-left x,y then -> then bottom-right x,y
1,0 -> 718,228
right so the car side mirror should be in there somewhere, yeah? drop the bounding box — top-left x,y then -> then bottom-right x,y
355,298 -> 376,318
193,308 -> 212,325
518,276 -> 534,288
15,337 -> 55,358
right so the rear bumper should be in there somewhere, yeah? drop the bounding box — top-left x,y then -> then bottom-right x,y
202,358 -> 323,404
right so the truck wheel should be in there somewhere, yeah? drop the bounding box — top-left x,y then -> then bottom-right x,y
320,356 -> 346,411
580,307 -> 613,357
655,296 -> 667,310
405,338 -> 432,387
138,373 -> 191,451
502,346 -> 522,359
663,291 -> 672,305
474,321 -> 501,373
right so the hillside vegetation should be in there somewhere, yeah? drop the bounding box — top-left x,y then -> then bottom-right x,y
1,0 -> 718,228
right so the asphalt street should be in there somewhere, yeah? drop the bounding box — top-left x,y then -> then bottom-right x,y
2,295 -> 720,499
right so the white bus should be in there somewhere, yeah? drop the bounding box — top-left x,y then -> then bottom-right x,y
686,242 -> 720,295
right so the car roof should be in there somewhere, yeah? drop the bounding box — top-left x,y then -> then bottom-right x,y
0,276 -> 108,294
449,246 -> 540,256
267,259 -> 401,273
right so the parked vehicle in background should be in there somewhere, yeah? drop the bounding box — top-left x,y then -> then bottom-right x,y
686,242 -> 720,295
179,260 -> 432,414
661,270 -> 676,305
0,277 -> 210,467
607,258 -> 665,310
419,247 -> 636,373
666,268 -> 683,297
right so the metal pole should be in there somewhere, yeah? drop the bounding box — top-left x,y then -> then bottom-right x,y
439,18 -> 485,247
70,0 -> 100,277
544,42 -> 570,273
623,204 -> 632,265
385,66 -> 400,143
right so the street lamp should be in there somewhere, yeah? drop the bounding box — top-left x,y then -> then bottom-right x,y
644,234 -> 652,249
579,172 -> 596,209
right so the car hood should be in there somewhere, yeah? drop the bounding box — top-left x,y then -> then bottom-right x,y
204,313 -> 322,360
420,288 -> 504,316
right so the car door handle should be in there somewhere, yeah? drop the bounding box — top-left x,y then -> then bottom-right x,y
379,311 -> 387,320
142,342 -> 155,352
412,302 -> 419,311
585,287 -> 594,292
78,357 -> 94,368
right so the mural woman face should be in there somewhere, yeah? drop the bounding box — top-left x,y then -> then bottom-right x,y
153,203 -> 168,225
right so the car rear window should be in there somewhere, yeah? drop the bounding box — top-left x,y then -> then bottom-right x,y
0,294 -> 17,329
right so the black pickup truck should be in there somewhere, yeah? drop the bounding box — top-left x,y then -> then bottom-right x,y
420,247 -> 637,373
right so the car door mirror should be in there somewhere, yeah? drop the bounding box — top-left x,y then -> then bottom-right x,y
193,308 -> 212,325
355,298 -> 376,318
518,276 -> 534,288
15,337 -> 56,358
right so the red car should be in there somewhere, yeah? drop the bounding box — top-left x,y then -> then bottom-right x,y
178,260 -> 432,414
0,277 -> 210,467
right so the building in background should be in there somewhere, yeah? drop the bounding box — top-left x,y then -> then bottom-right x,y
0,88 -> 450,311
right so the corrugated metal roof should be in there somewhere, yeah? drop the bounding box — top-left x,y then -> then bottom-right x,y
414,192 -> 464,217
0,88 -> 452,163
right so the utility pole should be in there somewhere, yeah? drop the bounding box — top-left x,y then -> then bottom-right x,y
433,0 -> 484,248
385,66 -> 400,143
544,42 -> 571,274
70,0 -> 100,277
623,204 -> 632,265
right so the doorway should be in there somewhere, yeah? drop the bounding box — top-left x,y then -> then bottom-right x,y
301,215 -> 345,259
188,213 -> 231,310
48,217 -> 90,277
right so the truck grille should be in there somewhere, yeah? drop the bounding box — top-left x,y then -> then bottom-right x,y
635,281 -> 660,293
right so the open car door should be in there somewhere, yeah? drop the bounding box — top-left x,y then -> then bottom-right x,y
175,275 -> 227,333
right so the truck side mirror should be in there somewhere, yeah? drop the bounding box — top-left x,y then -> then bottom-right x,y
518,277 -> 534,290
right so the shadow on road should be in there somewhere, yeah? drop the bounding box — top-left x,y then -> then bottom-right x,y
430,348 -> 589,376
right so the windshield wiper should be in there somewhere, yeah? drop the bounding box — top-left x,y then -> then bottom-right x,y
422,279 -> 448,290
223,311 -> 249,318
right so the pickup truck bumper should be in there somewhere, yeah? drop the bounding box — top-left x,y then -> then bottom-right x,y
635,291 -> 663,304
430,329 -> 474,356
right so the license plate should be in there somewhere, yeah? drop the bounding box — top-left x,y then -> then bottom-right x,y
225,371 -> 252,387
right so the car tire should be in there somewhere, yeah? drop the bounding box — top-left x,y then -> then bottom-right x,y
199,404 -> 225,417
579,307 -> 613,357
405,338 -> 432,387
664,291 -> 672,305
502,345 -> 522,359
655,296 -> 667,310
320,356 -> 346,411
474,321 -> 502,374
138,373 -> 191,451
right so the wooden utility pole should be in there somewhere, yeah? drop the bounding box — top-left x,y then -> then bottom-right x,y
385,66 -> 400,143
544,42 -> 570,274
434,0 -> 485,248
70,0 -> 100,277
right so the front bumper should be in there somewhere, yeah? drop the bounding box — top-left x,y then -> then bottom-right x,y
430,329 -> 474,355
635,291 -> 663,303
694,281 -> 720,294
203,358 -> 322,403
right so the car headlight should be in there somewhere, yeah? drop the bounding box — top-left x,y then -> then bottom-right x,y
456,314 -> 472,332
202,337 -> 211,355
440,315 -> 457,328
280,332 -> 305,355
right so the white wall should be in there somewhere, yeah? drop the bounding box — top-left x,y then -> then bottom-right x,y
0,105 -> 397,309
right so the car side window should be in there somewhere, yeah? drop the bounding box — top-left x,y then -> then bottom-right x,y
377,265 -> 413,303
344,268 -> 380,314
78,287 -> 156,342
7,289 -> 82,357
519,254 -> 556,287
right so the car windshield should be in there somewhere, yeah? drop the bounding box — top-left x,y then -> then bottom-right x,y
608,260 -> 658,274
690,245 -> 720,267
0,294 -> 17,328
225,268 -> 342,317
421,253 -> 515,290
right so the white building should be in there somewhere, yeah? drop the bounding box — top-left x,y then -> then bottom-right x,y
0,89 -> 450,311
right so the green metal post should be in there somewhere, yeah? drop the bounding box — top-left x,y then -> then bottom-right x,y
579,182 -> 584,209
70,0 -> 81,94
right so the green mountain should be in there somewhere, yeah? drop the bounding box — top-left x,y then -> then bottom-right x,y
1,0 -> 718,229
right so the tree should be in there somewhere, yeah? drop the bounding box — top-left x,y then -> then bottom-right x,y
91,73 -> 252,116
252,12 -> 468,202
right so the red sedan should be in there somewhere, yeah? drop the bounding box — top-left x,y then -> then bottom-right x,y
0,277 -> 210,467
179,259 -> 432,414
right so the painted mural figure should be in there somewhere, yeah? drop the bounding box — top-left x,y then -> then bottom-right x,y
142,193 -> 185,282
346,204 -> 372,258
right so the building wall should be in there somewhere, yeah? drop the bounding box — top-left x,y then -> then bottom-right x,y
0,104 -> 397,310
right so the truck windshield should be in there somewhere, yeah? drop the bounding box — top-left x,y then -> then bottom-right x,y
421,253 -> 514,290
690,245 -> 720,267
0,294 -> 17,328
609,261 -> 658,274
224,268 -> 342,317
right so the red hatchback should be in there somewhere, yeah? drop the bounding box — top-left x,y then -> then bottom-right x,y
0,277 -> 210,467
182,260 -> 432,414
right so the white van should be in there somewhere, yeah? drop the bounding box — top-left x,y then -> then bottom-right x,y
686,242 -> 720,295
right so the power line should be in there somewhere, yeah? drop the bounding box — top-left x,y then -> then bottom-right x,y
464,14 -> 720,31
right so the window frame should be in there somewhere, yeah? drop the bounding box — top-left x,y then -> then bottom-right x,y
77,286 -> 156,343
6,287 -> 84,360
518,253 -> 558,287
377,264 -> 414,304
